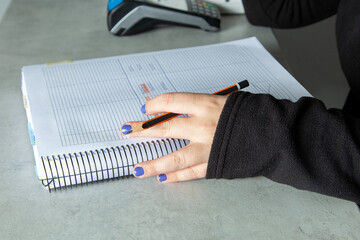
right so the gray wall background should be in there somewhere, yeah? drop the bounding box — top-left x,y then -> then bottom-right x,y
0,0 -> 11,22
273,16 -> 348,109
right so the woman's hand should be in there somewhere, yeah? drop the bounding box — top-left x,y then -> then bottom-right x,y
121,92 -> 228,183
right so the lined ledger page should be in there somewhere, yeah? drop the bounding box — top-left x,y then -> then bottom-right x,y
23,37 -> 310,162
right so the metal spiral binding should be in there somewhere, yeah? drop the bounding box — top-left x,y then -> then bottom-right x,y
40,138 -> 187,192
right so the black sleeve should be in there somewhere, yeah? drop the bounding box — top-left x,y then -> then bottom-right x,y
206,91 -> 360,204
242,0 -> 340,28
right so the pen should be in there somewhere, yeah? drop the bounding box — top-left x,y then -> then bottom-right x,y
129,80 -> 249,133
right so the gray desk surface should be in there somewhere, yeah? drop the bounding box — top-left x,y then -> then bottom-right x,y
1,0 -> 359,239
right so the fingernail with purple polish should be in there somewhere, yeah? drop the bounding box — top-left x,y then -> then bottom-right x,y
141,104 -> 146,114
158,174 -> 167,182
134,167 -> 144,177
121,125 -> 132,135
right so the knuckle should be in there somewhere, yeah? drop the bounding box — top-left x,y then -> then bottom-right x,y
197,120 -> 217,134
171,152 -> 186,169
160,93 -> 175,107
159,120 -> 172,137
203,97 -> 222,112
147,163 -> 157,175
206,120 -> 218,130
188,166 -> 199,179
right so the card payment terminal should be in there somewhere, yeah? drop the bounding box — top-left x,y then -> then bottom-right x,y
107,0 -> 221,36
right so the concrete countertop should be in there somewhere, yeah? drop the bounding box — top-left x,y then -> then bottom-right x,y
0,0 -> 359,239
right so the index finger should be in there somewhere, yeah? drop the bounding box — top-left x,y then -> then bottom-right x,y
144,93 -> 226,116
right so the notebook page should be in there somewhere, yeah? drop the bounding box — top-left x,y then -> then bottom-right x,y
22,37 -> 310,177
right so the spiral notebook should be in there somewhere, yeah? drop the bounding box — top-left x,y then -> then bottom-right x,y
21,37 -> 310,191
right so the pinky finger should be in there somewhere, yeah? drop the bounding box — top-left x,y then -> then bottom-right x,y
157,162 -> 207,183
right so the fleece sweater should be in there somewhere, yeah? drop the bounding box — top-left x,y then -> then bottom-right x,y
206,0 -> 360,204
